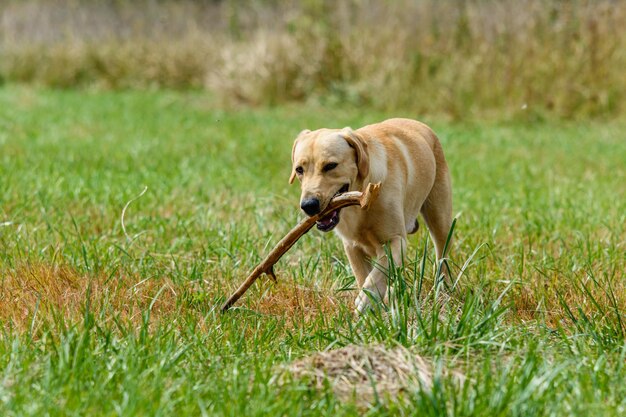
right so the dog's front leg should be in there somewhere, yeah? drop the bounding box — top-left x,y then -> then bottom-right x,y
343,242 -> 372,288
355,236 -> 406,314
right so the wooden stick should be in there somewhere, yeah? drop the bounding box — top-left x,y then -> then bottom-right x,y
221,182 -> 381,312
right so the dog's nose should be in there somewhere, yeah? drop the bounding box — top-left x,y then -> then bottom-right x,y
300,198 -> 321,216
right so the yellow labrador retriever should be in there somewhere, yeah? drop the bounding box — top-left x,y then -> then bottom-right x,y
290,118 -> 453,313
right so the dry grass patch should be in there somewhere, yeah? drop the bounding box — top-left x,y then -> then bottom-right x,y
278,344 -> 464,405
242,279 -> 348,325
505,264 -> 626,331
0,262 -> 188,333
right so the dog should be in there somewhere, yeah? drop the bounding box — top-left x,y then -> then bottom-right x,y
289,118 -> 453,313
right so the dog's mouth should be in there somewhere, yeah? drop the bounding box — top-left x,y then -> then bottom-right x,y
316,183 -> 349,232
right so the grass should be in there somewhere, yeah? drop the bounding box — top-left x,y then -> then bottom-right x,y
0,86 -> 625,415
2,0 -> 626,119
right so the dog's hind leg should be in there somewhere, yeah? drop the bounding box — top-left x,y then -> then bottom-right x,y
420,164 -> 453,284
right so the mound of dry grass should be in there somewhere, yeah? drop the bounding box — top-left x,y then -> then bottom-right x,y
278,344 -> 464,404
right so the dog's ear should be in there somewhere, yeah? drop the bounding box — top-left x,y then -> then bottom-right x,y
342,128 -> 369,180
289,129 -> 310,184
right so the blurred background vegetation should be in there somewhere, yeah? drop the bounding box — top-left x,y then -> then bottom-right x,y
1,0 -> 624,120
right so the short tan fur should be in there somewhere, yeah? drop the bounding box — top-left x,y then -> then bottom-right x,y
290,118 -> 453,312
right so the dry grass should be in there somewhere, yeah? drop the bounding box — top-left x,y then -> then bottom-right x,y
0,260 -> 347,333
2,37 -> 216,89
511,267 -> 626,329
2,0 -> 625,118
250,280 -> 346,321
4,250 -> 619,335
278,344 -> 464,405
0,262 -> 185,333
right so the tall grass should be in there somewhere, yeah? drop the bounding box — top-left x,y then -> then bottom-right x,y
1,0 -> 625,119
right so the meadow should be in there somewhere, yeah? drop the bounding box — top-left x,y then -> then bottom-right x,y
0,86 -> 625,415
1,0 -> 626,414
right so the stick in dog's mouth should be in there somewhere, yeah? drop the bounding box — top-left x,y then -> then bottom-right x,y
316,183 -> 350,232
220,182 -> 380,312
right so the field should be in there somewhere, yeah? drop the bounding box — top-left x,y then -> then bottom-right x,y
0,87 -> 624,415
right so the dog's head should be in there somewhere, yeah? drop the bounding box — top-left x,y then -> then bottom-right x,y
289,127 -> 369,232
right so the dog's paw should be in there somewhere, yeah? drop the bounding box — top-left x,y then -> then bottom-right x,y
354,292 -> 371,314
355,289 -> 381,314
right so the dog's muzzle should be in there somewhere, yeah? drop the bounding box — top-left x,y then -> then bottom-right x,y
315,183 -> 349,232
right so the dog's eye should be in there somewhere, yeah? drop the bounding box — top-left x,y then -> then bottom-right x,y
295,166 -> 304,175
323,162 -> 338,172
